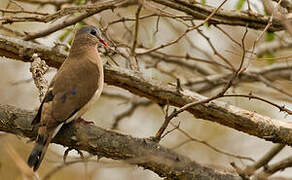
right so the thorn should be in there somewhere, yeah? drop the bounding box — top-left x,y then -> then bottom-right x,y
248,91 -> 253,100
176,78 -> 183,94
185,53 -> 190,60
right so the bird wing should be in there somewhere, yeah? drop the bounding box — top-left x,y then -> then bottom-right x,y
52,56 -> 100,122
32,56 -> 100,127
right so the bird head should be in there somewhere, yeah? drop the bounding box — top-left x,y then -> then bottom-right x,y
75,25 -> 108,47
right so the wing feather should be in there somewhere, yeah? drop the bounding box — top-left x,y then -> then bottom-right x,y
31,88 -> 54,125
51,57 -> 100,122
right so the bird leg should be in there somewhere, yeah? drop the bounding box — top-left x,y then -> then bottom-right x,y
75,117 -> 95,125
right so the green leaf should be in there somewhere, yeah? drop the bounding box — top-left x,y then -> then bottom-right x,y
204,21 -> 210,28
235,0 -> 245,10
265,32 -> 275,42
264,52 -> 275,64
201,0 -> 206,4
76,0 -> 85,5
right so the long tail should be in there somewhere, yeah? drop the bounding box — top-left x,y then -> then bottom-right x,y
27,122 -> 64,171
27,134 -> 50,171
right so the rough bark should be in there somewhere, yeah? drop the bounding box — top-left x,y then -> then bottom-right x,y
0,34 -> 292,146
0,104 -> 241,180
151,0 -> 283,32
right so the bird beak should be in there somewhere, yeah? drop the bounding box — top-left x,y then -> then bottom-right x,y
98,36 -> 108,47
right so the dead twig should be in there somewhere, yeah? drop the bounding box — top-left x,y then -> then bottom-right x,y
30,53 -> 49,101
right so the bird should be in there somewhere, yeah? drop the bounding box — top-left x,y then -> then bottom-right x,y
27,25 -> 107,171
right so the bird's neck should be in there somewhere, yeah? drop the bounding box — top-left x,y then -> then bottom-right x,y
69,36 -> 103,66
69,43 -> 103,67
69,41 -> 98,57
69,35 -> 97,55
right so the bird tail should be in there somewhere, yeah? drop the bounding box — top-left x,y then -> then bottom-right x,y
27,134 -> 50,171
27,122 -> 64,171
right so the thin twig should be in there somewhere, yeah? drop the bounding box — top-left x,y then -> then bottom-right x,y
244,144 -> 285,176
131,4 -> 142,55
222,93 -> 292,115
171,122 -> 254,162
136,0 -> 229,56
154,27 -> 249,141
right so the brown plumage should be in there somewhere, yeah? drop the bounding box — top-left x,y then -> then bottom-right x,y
27,25 -> 106,171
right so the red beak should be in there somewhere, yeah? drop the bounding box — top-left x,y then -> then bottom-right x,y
98,37 -> 108,46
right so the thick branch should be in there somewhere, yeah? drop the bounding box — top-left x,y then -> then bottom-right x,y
22,0 -> 129,40
151,0 -> 283,32
1,35 -> 292,146
0,104 -> 240,180
2,0 -> 285,32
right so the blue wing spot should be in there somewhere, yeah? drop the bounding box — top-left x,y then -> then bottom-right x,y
72,88 -> 77,95
61,94 -> 67,103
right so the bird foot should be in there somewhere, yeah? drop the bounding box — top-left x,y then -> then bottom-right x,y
75,117 -> 95,125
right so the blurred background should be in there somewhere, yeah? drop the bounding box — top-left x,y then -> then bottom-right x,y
1,0 -> 292,179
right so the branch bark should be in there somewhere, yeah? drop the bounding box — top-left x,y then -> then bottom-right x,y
2,0 -> 285,32
0,35 -> 292,145
151,0 -> 284,32
0,104 -> 240,180
1,34 -> 292,146
23,0 -> 129,40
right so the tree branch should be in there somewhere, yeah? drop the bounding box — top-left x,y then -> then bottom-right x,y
0,104 -> 240,180
151,0 -> 284,32
22,0 -> 129,40
1,34 -> 292,147
2,0 -> 285,32
185,63 -> 292,93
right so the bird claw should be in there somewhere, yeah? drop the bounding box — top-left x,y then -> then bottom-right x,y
75,117 -> 95,125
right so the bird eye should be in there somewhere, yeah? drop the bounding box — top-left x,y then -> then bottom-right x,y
90,29 -> 96,36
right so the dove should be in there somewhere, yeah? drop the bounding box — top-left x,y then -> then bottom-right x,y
27,25 -> 107,171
